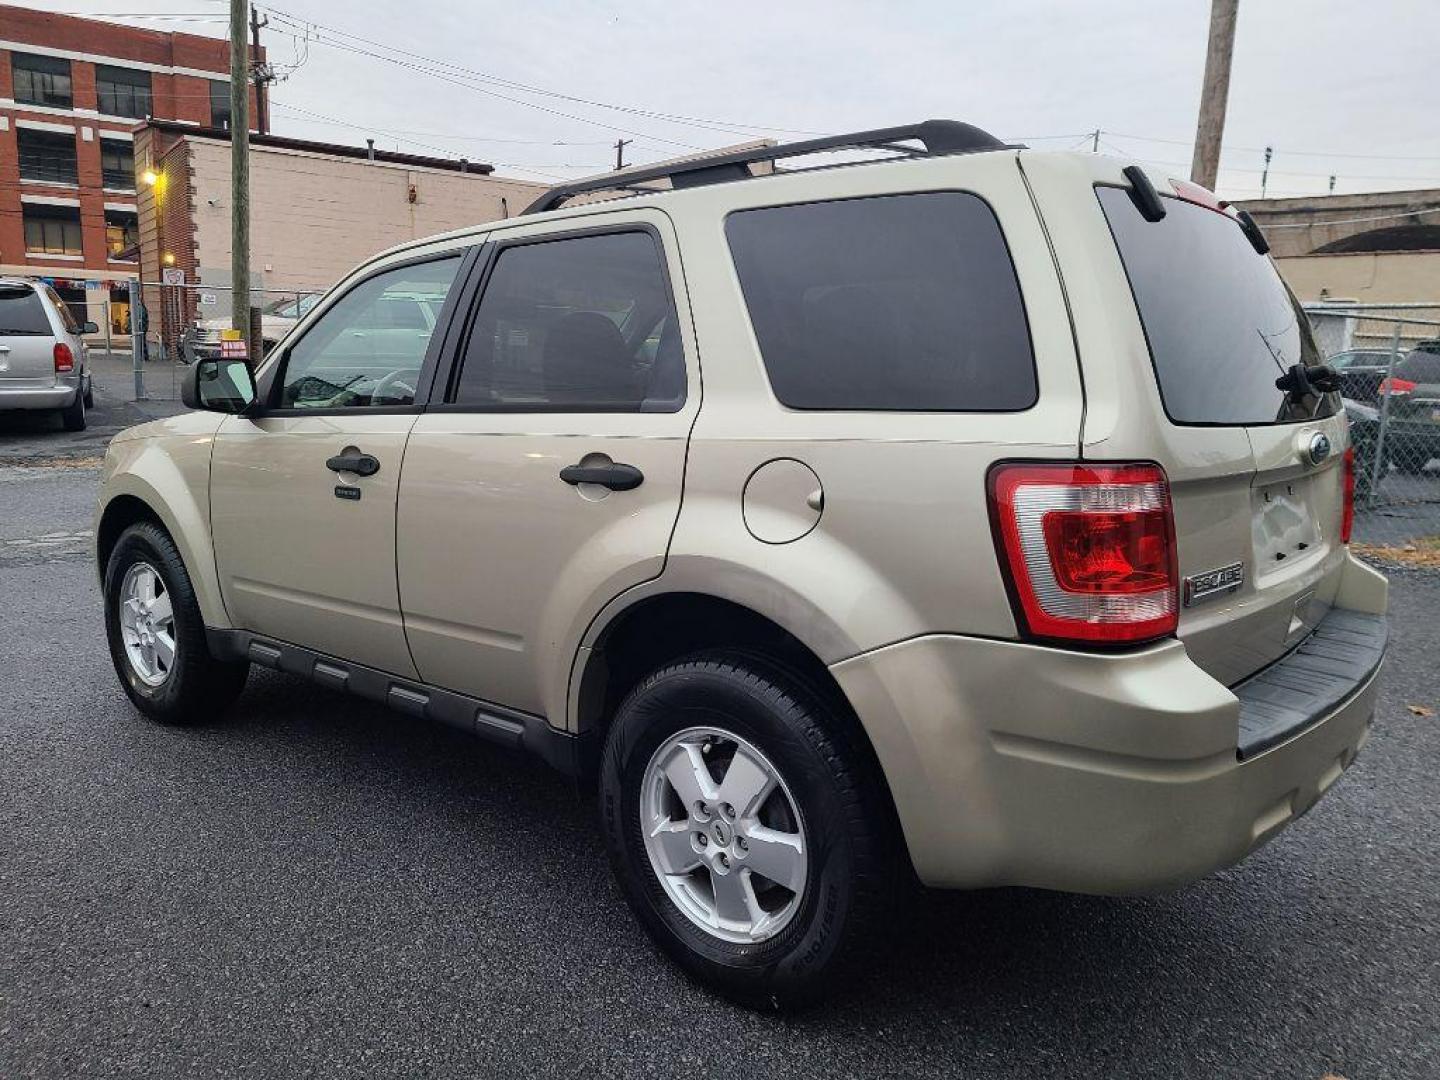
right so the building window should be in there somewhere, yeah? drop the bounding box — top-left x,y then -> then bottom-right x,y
12,52 -> 73,109
17,128 -> 79,186
105,209 -> 140,261
209,80 -> 231,129
100,138 -> 136,190
96,65 -> 153,119
23,205 -> 83,256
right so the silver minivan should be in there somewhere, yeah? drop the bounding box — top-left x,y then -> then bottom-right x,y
0,278 -> 94,431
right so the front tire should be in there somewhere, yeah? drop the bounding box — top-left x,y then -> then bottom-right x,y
103,522 -> 249,724
599,653 -> 893,1009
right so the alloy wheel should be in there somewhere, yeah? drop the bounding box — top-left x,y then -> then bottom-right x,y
118,562 -> 176,687
640,726 -> 808,944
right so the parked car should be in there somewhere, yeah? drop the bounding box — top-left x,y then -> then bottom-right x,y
1375,347 -> 1440,473
0,277 -> 95,431
1344,396 -> 1381,501
189,293 -> 321,362
1327,347 -> 1397,404
94,121 -> 1388,1008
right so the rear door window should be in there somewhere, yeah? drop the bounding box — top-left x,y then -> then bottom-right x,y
450,230 -> 682,412
1098,186 -> 1332,426
725,193 -> 1036,411
0,286 -> 52,335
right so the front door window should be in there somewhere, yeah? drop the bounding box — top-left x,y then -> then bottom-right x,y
277,257 -> 461,409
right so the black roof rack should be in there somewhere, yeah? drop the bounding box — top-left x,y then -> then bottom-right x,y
521,119 -> 1014,215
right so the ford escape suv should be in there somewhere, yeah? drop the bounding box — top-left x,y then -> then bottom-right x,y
94,121 -> 1388,1007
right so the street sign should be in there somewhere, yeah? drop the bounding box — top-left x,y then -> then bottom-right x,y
199,291 -> 218,306
161,268 -> 186,286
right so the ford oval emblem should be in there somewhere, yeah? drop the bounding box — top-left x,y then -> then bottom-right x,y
1308,432 -> 1332,465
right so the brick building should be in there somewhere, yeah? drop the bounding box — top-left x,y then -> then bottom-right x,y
0,4 -> 260,337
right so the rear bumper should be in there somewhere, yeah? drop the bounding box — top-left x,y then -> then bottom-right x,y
831,554 -> 1388,894
0,381 -> 79,410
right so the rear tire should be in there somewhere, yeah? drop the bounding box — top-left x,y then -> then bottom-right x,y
83,377 -> 94,409
599,652 -> 893,1009
103,521 -> 249,724
60,388 -> 86,431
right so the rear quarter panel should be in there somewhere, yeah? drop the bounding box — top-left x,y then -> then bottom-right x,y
585,153 -> 1085,688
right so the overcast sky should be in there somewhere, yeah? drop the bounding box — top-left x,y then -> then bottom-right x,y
38,0 -> 1440,199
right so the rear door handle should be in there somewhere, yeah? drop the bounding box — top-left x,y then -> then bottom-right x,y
559,461 -> 644,491
326,449 -> 381,477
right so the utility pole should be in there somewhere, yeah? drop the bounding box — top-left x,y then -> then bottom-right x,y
1260,144 -> 1273,199
1091,129 -> 1101,153
1328,174 -> 1337,194
229,0 -> 251,359
249,3 -> 270,136
613,138 -> 632,171
1189,0 -> 1238,190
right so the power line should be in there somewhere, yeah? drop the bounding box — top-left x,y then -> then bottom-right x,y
267,100 -> 617,146
1264,205 -> 1440,229
1106,130 -> 1440,163
259,3 -> 827,140
253,17 -> 704,151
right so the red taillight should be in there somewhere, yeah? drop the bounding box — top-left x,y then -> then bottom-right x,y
1379,376 -> 1415,396
1341,446 -> 1355,544
988,463 -> 1179,645
53,342 -> 74,373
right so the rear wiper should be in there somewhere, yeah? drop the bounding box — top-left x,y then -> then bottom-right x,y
1275,362 -> 1339,406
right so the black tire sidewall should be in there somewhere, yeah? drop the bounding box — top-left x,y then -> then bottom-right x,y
103,523 -> 217,720
600,661 -> 870,1006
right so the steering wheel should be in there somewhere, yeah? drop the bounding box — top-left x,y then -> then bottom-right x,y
370,368 -> 417,405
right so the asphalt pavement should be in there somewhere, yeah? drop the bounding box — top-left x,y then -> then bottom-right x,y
1,382 -> 1438,1078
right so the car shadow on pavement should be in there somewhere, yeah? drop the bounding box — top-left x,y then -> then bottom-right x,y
216,663 -> 1289,1064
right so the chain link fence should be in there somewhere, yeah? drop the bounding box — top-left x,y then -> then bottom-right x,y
1308,302 -> 1440,558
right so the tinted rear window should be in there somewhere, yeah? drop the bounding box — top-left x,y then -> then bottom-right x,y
1396,351 -> 1440,382
0,286 -> 51,335
725,193 -> 1036,411
1098,186 -> 1330,426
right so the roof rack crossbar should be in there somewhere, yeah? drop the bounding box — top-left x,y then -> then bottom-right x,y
521,119 -> 1013,215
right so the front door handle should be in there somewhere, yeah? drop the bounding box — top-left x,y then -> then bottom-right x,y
326,449 -> 381,477
559,461 -> 644,491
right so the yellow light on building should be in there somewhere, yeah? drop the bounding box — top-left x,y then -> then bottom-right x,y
141,168 -> 159,186
162,252 -> 176,266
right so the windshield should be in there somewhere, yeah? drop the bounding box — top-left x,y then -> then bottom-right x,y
1098,186 -> 1333,426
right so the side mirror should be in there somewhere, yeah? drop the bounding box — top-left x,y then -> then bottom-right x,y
182,358 -> 257,414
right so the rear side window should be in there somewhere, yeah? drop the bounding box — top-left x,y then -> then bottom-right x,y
726,193 -> 1036,411
0,286 -> 52,335
1098,186 -> 1330,426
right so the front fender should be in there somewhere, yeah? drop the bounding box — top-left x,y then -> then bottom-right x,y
97,423 -> 229,629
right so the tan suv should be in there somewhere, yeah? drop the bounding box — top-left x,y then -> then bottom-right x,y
95,121 -> 1388,1007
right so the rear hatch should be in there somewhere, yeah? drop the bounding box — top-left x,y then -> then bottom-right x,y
0,284 -> 59,389
1096,182 -> 1349,686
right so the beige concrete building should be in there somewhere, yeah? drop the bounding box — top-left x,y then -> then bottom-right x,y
133,119 -> 544,346
1233,189 -> 1440,350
